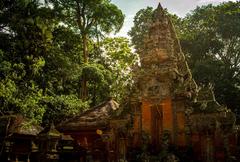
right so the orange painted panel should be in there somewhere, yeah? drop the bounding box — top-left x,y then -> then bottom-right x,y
133,115 -> 141,132
162,98 -> 173,133
177,112 -> 185,131
176,112 -> 186,146
177,133 -> 185,146
141,101 -> 152,134
192,133 -> 200,144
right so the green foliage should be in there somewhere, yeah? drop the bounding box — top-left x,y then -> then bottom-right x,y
82,64 -> 105,82
46,0 -> 125,99
0,0 -> 130,124
80,63 -> 112,105
42,95 -> 89,125
16,90 -> 47,124
98,37 -> 138,103
128,7 -> 153,53
0,78 -> 17,102
0,0 -> 89,124
48,0 -> 124,35
180,2 -> 240,113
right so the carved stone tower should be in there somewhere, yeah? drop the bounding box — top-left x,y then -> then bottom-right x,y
131,3 -> 197,148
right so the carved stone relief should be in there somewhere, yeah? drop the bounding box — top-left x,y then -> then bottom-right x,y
141,78 -> 170,100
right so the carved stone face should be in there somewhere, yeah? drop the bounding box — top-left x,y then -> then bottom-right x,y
141,78 -> 170,99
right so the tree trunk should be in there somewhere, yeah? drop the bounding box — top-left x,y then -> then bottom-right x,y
92,84 -> 96,105
82,33 -> 88,63
80,33 -> 88,100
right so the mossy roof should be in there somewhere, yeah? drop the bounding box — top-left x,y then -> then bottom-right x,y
57,99 -> 119,131
0,115 -> 43,136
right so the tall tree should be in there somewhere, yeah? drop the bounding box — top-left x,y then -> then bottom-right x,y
0,0 -> 90,123
48,0 -> 125,99
78,37 -> 137,106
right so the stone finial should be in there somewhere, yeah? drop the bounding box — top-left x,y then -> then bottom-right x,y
50,122 -> 55,130
153,3 -> 166,20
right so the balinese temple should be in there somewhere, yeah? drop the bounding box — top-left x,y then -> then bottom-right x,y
130,3 -> 197,149
130,3 -> 238,162
0,3 -> 239,162
58,99 -> 129,162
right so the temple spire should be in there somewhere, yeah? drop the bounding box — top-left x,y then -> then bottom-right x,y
135,3 -> 197,100
157,2 -> 164,11
153,2 -> 166,19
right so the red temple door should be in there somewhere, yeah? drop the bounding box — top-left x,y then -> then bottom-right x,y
151,105 -> 163,150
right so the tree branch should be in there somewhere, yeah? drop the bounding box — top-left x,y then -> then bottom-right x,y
75,0 -> 84,32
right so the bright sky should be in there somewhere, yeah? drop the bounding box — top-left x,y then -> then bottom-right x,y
111,0 -> 237,37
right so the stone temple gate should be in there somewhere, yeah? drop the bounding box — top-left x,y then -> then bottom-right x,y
131,3 -> 198,148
